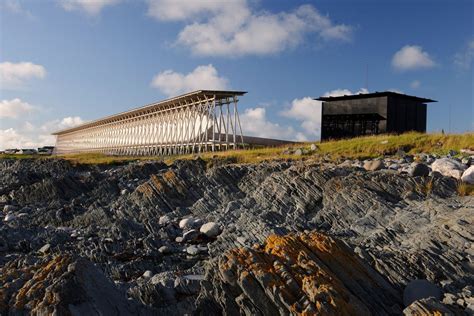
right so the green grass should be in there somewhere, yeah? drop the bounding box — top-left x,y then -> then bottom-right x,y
1,132 -> 473,166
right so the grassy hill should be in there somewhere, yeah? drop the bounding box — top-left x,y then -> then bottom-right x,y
2,132 -> 473,165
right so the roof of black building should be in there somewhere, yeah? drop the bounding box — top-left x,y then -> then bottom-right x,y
315,91 -> 436,103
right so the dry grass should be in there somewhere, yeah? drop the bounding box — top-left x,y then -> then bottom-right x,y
457,182 -> 474,196
1,132 -> 473,166
416,177 -> 434,196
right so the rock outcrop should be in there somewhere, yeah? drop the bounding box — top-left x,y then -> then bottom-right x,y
1,156 -> 473,314
197,232 -> 402,315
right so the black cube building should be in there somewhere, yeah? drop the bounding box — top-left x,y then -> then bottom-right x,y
316,91 -> 436,141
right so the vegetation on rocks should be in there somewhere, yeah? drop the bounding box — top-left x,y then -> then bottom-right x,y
2,132 -> 473,166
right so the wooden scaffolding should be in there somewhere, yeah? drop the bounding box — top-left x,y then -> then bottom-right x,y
52,90 -> 246,156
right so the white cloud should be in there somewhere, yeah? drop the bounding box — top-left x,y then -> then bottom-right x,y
281,97 -> 322,140
322,88 -> 368,97
41,116 -> 84,133
0,116 -> 84,150
454,39 -> 474,70
151,64 -> 228,96
391,45 -> 435,71
0,61 -> 46,88
0,98 -> 35,118
3,0 -> 33,17
0,128 -> 37,149
147,1 -> 352,57
146,0 -> 234,21
240,107 -> 296,140
59,0 -> 120,16
410,80 -> 421,89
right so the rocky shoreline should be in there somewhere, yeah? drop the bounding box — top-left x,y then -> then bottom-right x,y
1,153 -> 473,315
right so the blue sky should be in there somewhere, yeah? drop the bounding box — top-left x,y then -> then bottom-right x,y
0,0 -> 473,149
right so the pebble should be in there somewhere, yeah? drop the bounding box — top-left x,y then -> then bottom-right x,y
158,245 -> 171,254
39,243 -> 51,254
159,215 -> 171,225
200,222 -> 221,237
186,245 -> 200,255
142,270 -> 153,279
3,213 -> 16,222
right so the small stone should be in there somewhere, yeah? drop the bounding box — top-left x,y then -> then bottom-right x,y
294,149 -> 303,156
396,148 -> 406,157
142,270 -> 153,279
388,163 -> 399,170
3,205 -> 18,213
120,189 -> 129,195
456,298 -> 465,307
3,213 -> 16,222
409,163 -> 430,177
159,245 -> 171,254
310,144 -> 318,151
159,215 -> 171,225
380,140 -> 388,144
39,243 -> 51,254
179,217 -> 197,229
182,229 -> 199,242
363,160 -> 385,171
200,222 -> 221,238
443,293 -> 456,305
186,245 -> 199,255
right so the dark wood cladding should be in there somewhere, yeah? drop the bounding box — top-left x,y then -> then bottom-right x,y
319,92 -> 435,141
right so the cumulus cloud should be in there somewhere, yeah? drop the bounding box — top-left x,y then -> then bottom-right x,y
0,61 -> 46,88
151,64 -> 228,96
147,0 -> 352,57
454,39 -> 474,70
322,88 -> 368,97
391,45 -> 435,71
0,128 -> 37,149
59,0 -> 120,16
0,116 -> 84,150
0,98 -> 35,118
281,97 -> 322,140
41,116 -> 84,133
240,107 -> 296,140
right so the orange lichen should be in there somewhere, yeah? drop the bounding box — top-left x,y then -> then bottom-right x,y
218,232 -> 392,315
7,255 -> 72,312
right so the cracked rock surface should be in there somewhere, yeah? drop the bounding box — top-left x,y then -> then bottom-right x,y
0,157 -> 473,315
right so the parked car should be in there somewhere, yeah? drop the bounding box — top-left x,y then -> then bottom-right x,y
38,146 -> 55,155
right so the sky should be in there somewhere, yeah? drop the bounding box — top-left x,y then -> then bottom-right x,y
0,0 -> 473,149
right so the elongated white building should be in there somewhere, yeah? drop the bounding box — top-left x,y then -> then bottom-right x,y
52,90 -> 246,155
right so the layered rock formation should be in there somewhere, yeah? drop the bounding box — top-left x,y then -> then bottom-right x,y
0,156 -> 473,314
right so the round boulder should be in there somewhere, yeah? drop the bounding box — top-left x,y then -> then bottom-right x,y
403,279 -> 442,307
431,158 -> 467,180
461,166 -> 474,184
363,160 -> 385,171
200,222 -> 221,238
409,163 -> 430,177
